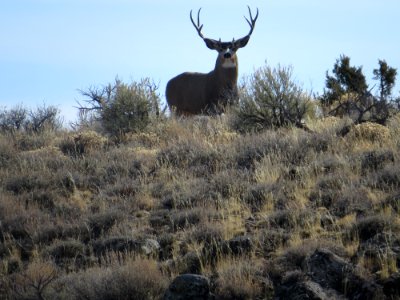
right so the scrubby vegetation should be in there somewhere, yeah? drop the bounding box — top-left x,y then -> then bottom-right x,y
235,64 -> 312,132
76,78 -> 161,139
320,55 -> 399,125
1,60 -> 400,299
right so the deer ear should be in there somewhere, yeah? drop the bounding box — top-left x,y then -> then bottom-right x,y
204,38 -> 221,50
233,36 -> 250,50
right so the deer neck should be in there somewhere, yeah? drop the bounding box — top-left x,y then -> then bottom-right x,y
213,54 -> 238,85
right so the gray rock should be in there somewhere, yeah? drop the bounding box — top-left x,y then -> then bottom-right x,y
276,271 -> 344,300
141,238 -> 160,256
306,248 -> 352,292
306,248 -> 385,300
277,280 -> 336,300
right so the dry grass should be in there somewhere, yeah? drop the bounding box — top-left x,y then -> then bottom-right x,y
1,113 -> 399,299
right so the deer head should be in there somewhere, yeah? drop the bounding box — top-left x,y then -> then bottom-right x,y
166,6 -> 258,115
190,6 -> 258,69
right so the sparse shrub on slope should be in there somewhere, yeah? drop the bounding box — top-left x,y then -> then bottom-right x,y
0,104 -> 62,134
78,78 -> 161,138
0,104 -> 63,155
10,260 -> 59,300
0,105 -> 62,134
0,105 -> 27,133
234,63 -> 312,132
26,104 -> 63,133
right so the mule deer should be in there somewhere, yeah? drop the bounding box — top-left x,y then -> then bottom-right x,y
166,6 -> 258,115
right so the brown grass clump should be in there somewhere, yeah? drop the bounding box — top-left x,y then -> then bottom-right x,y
348,122 -> 390,145
60,130 -> 107,156
62,258 -> 168,300
213,258 -> 272,299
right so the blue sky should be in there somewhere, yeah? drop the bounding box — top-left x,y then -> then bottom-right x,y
1,0 -> 399,124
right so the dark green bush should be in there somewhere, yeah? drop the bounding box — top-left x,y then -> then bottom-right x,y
320,56 -> 399,125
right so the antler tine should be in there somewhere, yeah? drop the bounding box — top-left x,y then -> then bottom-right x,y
190,8 -> 205,39
244,6 -> 259,36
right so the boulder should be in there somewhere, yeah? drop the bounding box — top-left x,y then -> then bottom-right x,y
306,248 -> 352,291
141,238 -> 160,257
277,279 -> 336,300
306,248 -> 385,299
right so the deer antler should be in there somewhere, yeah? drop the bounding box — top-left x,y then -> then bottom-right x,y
232,6 -> 258,49
190,8 -> 222,50
190,7 -> 258,50
190,8 -> 205,39
244,6 -> 259,37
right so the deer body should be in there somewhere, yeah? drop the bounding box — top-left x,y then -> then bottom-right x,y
166,7 -> 258,115
166,56 -> 238,114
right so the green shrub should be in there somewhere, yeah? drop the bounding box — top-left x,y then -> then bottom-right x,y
78,78 -> 161,137
320,56 -> 399,125
234,63 -> 312,132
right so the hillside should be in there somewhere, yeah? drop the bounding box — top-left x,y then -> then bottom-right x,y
1,114 -> 400,299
